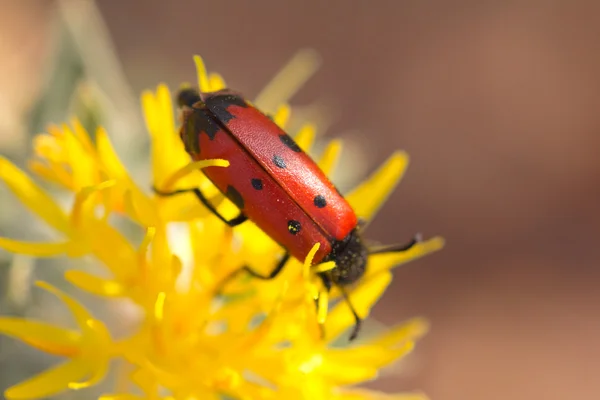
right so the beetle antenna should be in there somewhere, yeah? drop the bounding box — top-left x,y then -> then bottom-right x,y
339,285 -> 362,341
357,217 -> 369,230
368,233 -> 422,255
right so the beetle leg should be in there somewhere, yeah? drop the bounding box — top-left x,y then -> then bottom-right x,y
339,285 -> 362,341
153,186 -> 247,227
317,274 -> 361,341
216,252 -> 291,294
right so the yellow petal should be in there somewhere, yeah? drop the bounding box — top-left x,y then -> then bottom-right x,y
324,342 -> 414,382
273,103 -> 291,129
366,236 -> 445,278
208,72 -> 227,91
84,219 -> 137,279
141,89 -> 160,139
0,318 -> 80,356
68,355 -> 109,390
0,239 -> 73,257
0,157 -> 71,234
159,195 -> 223,222
61,124 -> 96,190
32,133 -> 62,162
325,272 -> 392,341
156,83 -> 175,142
194,55 -> 211,93
27,159 -> 72,188
333,388 -> 429,400
303,243 -> 321,279
35,282 -> 97,334
254,48 -> 321,114
317,290 -> 329,324
158,159 -> 229,191
69,118 -> 95,155
4,359 -> 90,400
70,180 -> 116,229
95,128 -> 159,224
94,127 -> 128,180
369,318 -> 429,349
318,139 -> 343,176
143,85 -> 204,189
320,359 -> 379,386
64,270 -> 125,297
294,123 -> 316,152
346,151 -> 409,221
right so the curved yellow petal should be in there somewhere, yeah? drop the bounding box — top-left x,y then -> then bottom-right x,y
158,159 -> 229,191
366,236 -> 445,278
325,272 -> 392,341
0,157 -> 71,234
4,359 -> 90,400
64,270 -> 125,297
302,243 -> 321,279
0,239 -> 73,257
0,318 -> 80,356
346,151 -> 409,221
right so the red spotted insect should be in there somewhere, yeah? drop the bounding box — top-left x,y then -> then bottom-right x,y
155,88 -> 420,340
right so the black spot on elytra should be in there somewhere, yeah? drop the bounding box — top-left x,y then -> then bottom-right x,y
314,195 -> 327,208
205,93 -> 248,123
288,220 -> 301,235
279,134 -> 302,152
226,185 -> 245,210
251,178 -> 263,190
273,155 -> 286,169
177,88 -> 201,108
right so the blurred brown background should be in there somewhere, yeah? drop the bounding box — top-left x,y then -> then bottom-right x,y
2,1 -> 600,399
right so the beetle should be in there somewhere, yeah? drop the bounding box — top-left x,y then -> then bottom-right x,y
156,87 -> 420,340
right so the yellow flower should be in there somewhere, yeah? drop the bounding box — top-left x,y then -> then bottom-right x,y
0,51 -> 444,400
0,282 -> 112,399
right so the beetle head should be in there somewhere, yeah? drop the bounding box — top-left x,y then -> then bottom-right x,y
328,229 -> 368,286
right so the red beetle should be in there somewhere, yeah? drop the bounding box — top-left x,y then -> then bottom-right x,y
157,88 -> 419,340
